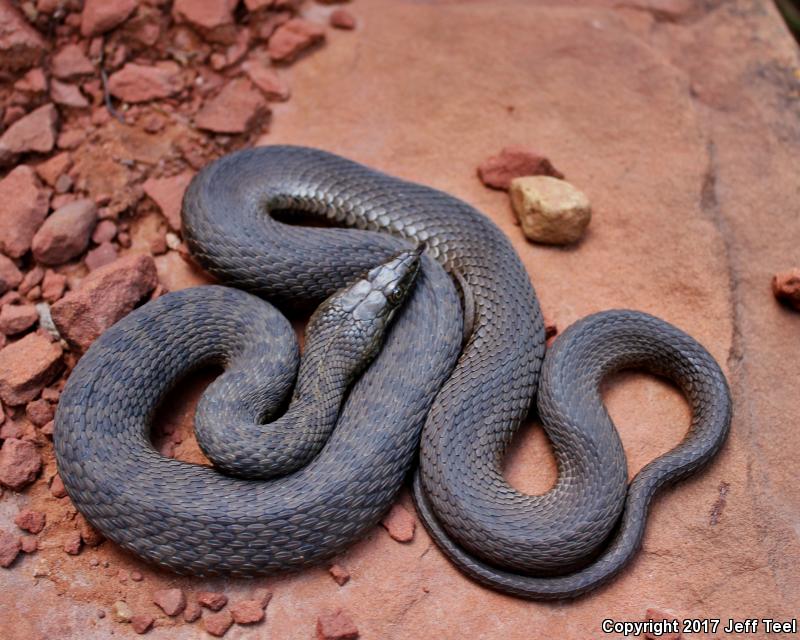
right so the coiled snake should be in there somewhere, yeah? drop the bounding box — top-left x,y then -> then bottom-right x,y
54,146 -> 731,599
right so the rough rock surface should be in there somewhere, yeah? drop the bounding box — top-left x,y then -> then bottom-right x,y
81,0 -> 138,37
32,199 -> 98,266
14,510 -> 46,534
230,599 -> 264,624
172,0 -> 237,44
0,529 -> 21,567
316,609 -> 359,640
268,18 -> 326,63
194,78 -> 267,134
51,44 -> 95,80
0,0 -> 46,72
142,173 -> 194,231
152,588 -> 186,616
0,333 -> 62,405
0,256 -> 23,295
0,104 -> 58,165
197,591 -> 227,611
509,175 -> 591,244
108,63 -> 185,103
0,304 -> 39,335
51,254 -> 158,351
204,610 -> 233,637
0,438 -> 42,490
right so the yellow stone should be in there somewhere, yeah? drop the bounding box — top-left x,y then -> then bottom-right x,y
509,176 -> 591,245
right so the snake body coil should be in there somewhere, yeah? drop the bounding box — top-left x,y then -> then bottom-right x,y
55,146 -> 731,598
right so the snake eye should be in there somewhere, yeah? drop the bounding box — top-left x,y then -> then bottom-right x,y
388,288 -> 404,305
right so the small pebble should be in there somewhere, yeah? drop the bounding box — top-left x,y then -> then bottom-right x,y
204,610 -> 234,637
183,599 -> 202,623
380,504 -> 416,542
329,564 -> 350,586
131,614 -> 154,634
153,587 -> 186,616
509,176 -> 591,245
316,609 -> 359,640
772,268 -> 800,310
198,591 -> 228,611
112,600 -> 133,623
230,599 -> 265,624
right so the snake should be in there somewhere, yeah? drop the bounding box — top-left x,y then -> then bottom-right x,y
54,145 -> 732,599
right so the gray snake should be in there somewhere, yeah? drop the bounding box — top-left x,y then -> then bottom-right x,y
54,145 -> 731,598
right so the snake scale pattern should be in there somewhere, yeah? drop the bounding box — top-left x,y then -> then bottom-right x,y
55,146 -> 731,598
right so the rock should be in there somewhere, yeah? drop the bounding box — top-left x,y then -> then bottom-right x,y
81,0 -> 138,37
20,535 -> 37,553
0,0 -> 46,72
0,104 -> 59,165
268,18 -> 326,63
51,254 -> 157,351
15,68 -> 47,94
0,332 -> 62,405
253,588 -> 272,609
39,420 -> 54,437
51,80 -> 90,109
204,610 -> 234,637
195,78 -> 268,134
510,176 -> 591,245
32,199 -> 98,266
35,152 -> 72,187
172,0 -> 237,44
92,220 -> 117,244
0,256 -> 23,295
316,609 -> 359,640
25,399 -> 53,426
330,10 -> 356,30
153,588 -> 186,616
478,146 -> 564,190
49,473 -> 67,498
380,503 -> 416,543
112,601 -> 133,623
19,267 -> 44,296
14,509 -> 45,534
198,591 -> 228,611
84,242 -> 118,271
108,62 -> 184,103
183,599 -> 202,622
0,529 -> 21,567
51,44 -> 94,79
0,304 -> 38,335
772,268 -> 800,311
241,59 -> 290,101
0,166 -> 49,259
329,563 -> 350,586
230,600 -> 264,624
131,615 -> 154,634
142,173 -> 194,231
78,514 -> 104,546
130,570 -> 143,581
644,608 -> 682,640
0,438 -> 42,490
63,531 -> 82,555
41,270 -> 67,303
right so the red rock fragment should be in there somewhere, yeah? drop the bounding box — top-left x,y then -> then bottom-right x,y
0,0 -> 46,72
772,268 -> 800,311
195,78 -> 268,134
131,615 -> 154,634
142,173 -> 194,231
173,0 -> 238,44
477,146 -> 564,191
49,473 -> 67,498
230,600 -> 264,624
78,514 -> 104,546
268,19 -> 326,63
15,68 -> 47,94
51,44 -> 95,79
204,610 -> 234,637
0,304 -> 38,335
198,591 -> 228,611
329,563 -> 350,585
41,419 -> 55,437
316,609 -> 359,640
131,570 -> 143,581
32,199 -> 98,266
63,531 -> 82,555
41,270 -> 67,303
0,529 -> 21,567
81,0 -> 138,37
15,509 -> 45,534
0,333 -> 63,406
380,503 -> 416,542
153,588 -> 187,616
0,166 -> 49,259
183,599 -> 202,622
108,62 -> 184,103
51,80 -> 90,109
18,267 -> 44,295
36,152 -> 72,187
0,438 -> 41,490
84,242 -> 118,271
0,104 -> 59,165
330,10 -> 356,30
25,399 -> 53,426
92,220 -> 117,244
51,254 -> 158,351
20,535 -> 37,553
0,256 -> 23,295
241,59 -> 290,101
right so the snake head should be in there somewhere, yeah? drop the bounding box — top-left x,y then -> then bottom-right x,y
305,245 -> 424,371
